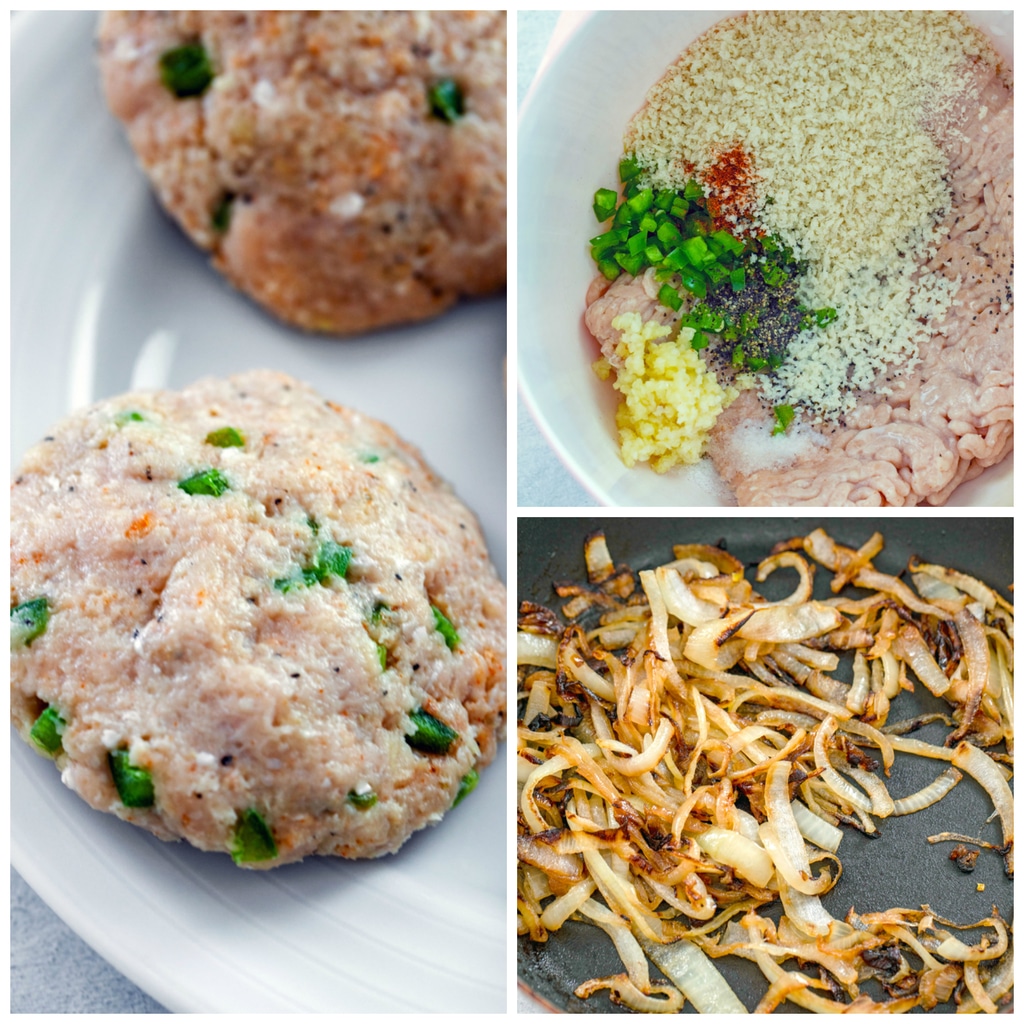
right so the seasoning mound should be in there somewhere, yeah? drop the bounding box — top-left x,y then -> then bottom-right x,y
625,10 -> 998,416
10,370 -> 506,866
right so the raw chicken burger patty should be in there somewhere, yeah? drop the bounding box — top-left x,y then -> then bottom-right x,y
98,11 -> 506,334
10,371 -> 506,867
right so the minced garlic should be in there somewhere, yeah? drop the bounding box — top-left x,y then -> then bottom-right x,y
604,312 -> 737,472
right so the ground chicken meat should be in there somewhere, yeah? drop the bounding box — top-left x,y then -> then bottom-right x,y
97,11 -> 506,334
10,370 -> 506,867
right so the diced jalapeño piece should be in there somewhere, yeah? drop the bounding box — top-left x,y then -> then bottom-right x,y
406,709 -> 458,755
178,468 -> 230,496
114,410 -> 145,426
231,808 -> 278,864
454,768 -> 479,807
11,597 -> 49,647
109,749 -> 155,808
159,43 -> 214,98
315,541 -> 351,581
347,788 -> 378,811
205,426 -> 244,448
30,705 -> 66,756
431,605 -> 459,650
211,193 -> 234,233
427,78 -> 464,122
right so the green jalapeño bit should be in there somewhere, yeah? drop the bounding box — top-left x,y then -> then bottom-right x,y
178,468 -> 230,496
406,709 -> 458,755
11,597 -> 50,647
211,193 -> 235,233
427,77 -> 464,122
204,426 -> 244,448
231,808 -> 278,863
347,788 -> 378,811
109,749 -> 155,808
315,540 -> 351,581
453,768 -> 479,807
30,705 -> 66,756
431,605 -> 460,650
159,43 -> 214,98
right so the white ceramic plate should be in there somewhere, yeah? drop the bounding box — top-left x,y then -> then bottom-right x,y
518,10 -> 1013,507
12,11 -> 506,1013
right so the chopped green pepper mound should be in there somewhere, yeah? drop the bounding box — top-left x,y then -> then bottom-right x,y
431,605 -> 460,650
159,42 -> 214,98
406,709 -> 458,755
231,808 -> 278,864
178,468 -> 230,496
205,425 -> 244,448
427,77 -> 464,122
109,749 -> 155,808
30,705 -> 66,756
347,789 -> 378,811
11,597 -> 50,648
453,768 -> 479,807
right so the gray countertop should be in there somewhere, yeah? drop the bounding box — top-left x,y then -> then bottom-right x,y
11,866 -> 165,1013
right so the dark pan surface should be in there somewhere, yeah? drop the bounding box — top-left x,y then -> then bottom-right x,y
517,517 -> 1013,1014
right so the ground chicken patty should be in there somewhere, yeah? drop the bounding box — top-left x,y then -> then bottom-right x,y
97,11 -> 506,334
10,370 -> 506,867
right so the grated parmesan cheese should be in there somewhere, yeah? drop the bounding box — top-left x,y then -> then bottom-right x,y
625,11 -> 997,418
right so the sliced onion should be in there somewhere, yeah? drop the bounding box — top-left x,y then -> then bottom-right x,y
893,625 -> 950,696
539,878 -> 596,930
755,551 -> 814,605
517,833 -> 584,894
639,936 -> 748,1014
934,916 -> 1008,963
948,608 -> 990,742
853,567 -> 953,619
517,630 -> 558,668
655,565 -> 725,625
764,760 -> 833,896
694,825 -> 775,888
833,762 -> 895,818
791,800 -> 844,853
910,559 -> 999,611
684,612 -> 753,670
564,648 -> 617,701
575,974 -> 684,1013
520,754 -> 571,833
963,961 -> 999,1014
598,717 -> 673,777
813,716 -> 873,813
891,767 -> 962,816
951,741 -> 1014,875
956,948 -> 1013,1014
737,602 -> 843,643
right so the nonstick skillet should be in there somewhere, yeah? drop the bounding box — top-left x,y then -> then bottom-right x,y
517,516 -> 1013,1014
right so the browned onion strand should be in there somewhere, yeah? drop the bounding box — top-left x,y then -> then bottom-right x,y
517,528 -> 1013,1014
